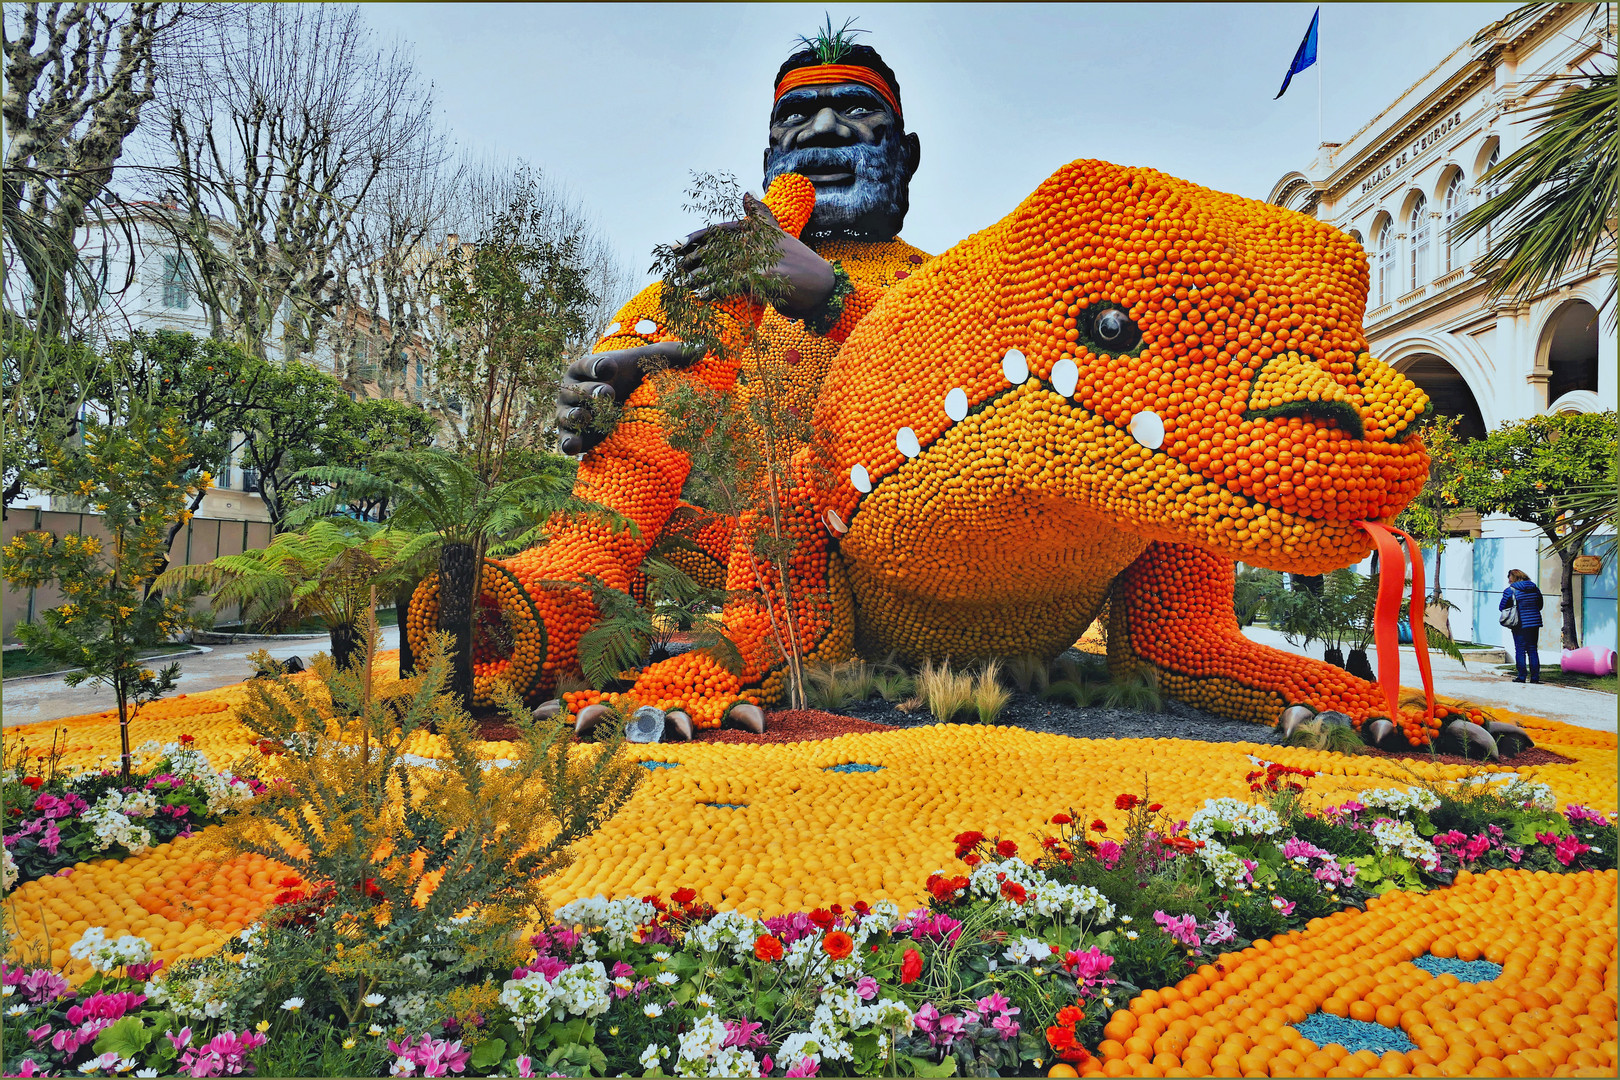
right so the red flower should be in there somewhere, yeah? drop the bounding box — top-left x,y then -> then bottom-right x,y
1046,1026 -> 1077,1052
255,738 -> 285,756
1147,803 -> 1163,813
1115,794 -> 1140,811
829,903 -> 844,916
995,839 -> 1018,858
1000,881 -> 1028,904
1057,850 -> 1074,863
20,777 -> 43,790
1040,836 -> 1060,851
962,853 -> 981,867
900,947 -> 923,984
754,934 -> 784,962
672,887 -> 698,906
360,877 -> 384,899
822,931 -> 854,960
1050,813 -> 1072,825
1091,819 -> 1107,833
179,734 -> 196,745
642,895 -> 668,912
809,908 -> 835,930
1057,1005 -> 1085,1027
953,830 -> 985,849
852,901 -> 870,915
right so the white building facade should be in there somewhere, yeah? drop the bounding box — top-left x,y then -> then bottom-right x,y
1268,2 -> 1616,653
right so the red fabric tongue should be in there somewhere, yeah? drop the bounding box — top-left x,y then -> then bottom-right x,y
1355,520 -> 1437,722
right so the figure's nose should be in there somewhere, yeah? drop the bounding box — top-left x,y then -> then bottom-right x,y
796,106 -> 854,146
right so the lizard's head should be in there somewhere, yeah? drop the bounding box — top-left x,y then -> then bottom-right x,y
818,159 -> 1430,574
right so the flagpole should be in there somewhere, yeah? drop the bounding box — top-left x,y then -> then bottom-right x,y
1317,10 -> 1324,147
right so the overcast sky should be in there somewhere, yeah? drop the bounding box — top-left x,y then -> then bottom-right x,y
361,2 -> 1514,285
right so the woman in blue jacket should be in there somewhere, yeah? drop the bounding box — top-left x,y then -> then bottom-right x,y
1501,569 -> 1545,683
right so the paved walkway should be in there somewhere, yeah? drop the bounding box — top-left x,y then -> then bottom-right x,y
1240,625 -> 1618,732
1,627 -> 400,729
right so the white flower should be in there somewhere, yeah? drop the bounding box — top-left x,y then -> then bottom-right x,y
695,992 -> 716,1009
640,1044 -> 664,1070
368,1024 -> 385,1036
1003,936 -> 1055,965
363,993 -> 386,1007
644,1002 -> 664,1018
1356,786 -> 1441,816
1188,798 -> 1283,842
1370,819 -> 1440,871
136,1072 -> 159,1078
280,997 -> 305,1012
1125,930 -> 1139,940
653,951 -> 671,962
552,896 -> 661,952
6,1003 -> 28,1016
1119,915 -> 1132,924
390,1057 -> 415,1077
655,971 -> 680,987
116,1059 -> 136,1073
1,985 -> 13,997
2,848 -> 17,894
500,961 -> 610,1029
612,976 -> 634,992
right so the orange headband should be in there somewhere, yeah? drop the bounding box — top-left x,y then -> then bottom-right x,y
774,64 -> 901,121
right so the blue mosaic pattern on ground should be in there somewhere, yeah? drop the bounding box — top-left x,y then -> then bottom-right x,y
1292,1014 -> 1416,1055
699,802 -> 746,809
641,761 -> 680,770
1412,954 -> 1503,982
824,763 -> 885,773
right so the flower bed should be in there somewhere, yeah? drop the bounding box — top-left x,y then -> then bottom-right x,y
3,666 -> 1616,1077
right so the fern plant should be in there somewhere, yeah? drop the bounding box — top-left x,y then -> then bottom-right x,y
548,565 -> 743,690
209,619 -> 643,1024
154,519 -> 418,671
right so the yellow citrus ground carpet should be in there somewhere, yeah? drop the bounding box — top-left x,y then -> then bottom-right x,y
4,655 -> 1616,1076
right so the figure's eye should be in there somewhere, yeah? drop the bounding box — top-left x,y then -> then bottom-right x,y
1079,304 -> 1143,355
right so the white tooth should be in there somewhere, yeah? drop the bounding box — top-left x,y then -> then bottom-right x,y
850,464 -> 871,493
603,322 -> 620,336
825,508 -> 848,534
896,427 -> 921,458
1051,358 -> 1078,397
944,387 -> 969,422
1129,410 -> 1165,450
1001,348 -> 1028,384
634,318 -> 658,335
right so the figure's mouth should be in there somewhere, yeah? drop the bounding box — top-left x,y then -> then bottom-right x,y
801,169 -> 855,186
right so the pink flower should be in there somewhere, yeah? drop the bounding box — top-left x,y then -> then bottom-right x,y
1060,947 -> 1116,989
387,1034 -> 471,1077
66,991 -> 146,1026
976,992 -> 1017,1017
854,975 -> 879,1000
1553,835 -> 1592,867
3,967 -> 71,1004
1096,840 -> 1123,871
1153,910 -> 1202,950
913,1002 -> 940,1033
11,1058 -> 42,1077
937,1015 -> 966,1045
1461,835 -> 1492,862
26,1024 -> 51,1044
991,1014 -> 1021,1040
515,1056 -> 535,1078
723,1018 -> 766,1050
784,1056 -> 820,1078
610,961 -> 635,980
1505,847 -> 1523,864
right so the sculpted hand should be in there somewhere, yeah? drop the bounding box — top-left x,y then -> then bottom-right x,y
673,192 -> 836,320
556,340 -> 701,455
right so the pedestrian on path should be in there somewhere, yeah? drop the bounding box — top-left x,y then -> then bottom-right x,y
1500,569 -> 1544,684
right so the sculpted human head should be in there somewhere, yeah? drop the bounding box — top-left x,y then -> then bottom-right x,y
763,43 -> 921,241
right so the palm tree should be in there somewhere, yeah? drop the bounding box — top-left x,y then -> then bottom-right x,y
294,449 -> 630,709
1453,4 -> 1617,318
155,519 -> 418,672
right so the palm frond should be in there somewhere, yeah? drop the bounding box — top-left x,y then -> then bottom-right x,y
1451,66 -> 1618,317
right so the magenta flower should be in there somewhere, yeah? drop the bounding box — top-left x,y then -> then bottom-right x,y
976,992 -> 1016,1017
1096,840 -> 1123,871
991,1014 -> 1021,1040
912,1002 -> 940,1034
1060,946 -> 1116,989
784,1056 -> 820,1078
1553,835 -> 1592,867
1153,910 -> 1202,950
4,967 -> 71,1004
936,1015 -> 966,1046
722,1018 -> 766,1050
11,1058 -> 43,1077
515,1055 -> 535,1078
854,975 -> 879,1000
388,1033 -> 471,1077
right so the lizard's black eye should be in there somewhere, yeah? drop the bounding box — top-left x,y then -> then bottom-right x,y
1078,303 -> 1143,355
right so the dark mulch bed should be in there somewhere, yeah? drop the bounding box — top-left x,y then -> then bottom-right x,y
692,710 -> 893,744
1358,744 -> 1575,768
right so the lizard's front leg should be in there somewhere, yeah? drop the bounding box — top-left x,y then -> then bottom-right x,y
1108,541 -> 1386,725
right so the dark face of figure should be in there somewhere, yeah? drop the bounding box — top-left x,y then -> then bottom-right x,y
763,83 -> 921,241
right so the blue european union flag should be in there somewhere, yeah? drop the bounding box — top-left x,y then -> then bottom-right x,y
1275,7 -> 1320,99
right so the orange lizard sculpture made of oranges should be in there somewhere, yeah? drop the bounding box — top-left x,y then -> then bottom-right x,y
407,161 -> 1434,738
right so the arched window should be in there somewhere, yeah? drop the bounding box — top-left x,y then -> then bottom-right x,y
1409,195 -> 1430,290
1482,146 -> 1501,246
1442,173 -> 1466,273
1348,229 -> 1364,248
1376,223 -> 1394,306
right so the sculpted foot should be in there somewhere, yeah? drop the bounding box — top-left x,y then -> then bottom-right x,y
575,702 -> 613,737
664,710 -> 695,742
532,698 -> 563,721
725,703 -> 766,734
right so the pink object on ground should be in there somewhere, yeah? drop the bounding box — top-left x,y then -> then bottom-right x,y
1561,647 -> 1617,676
